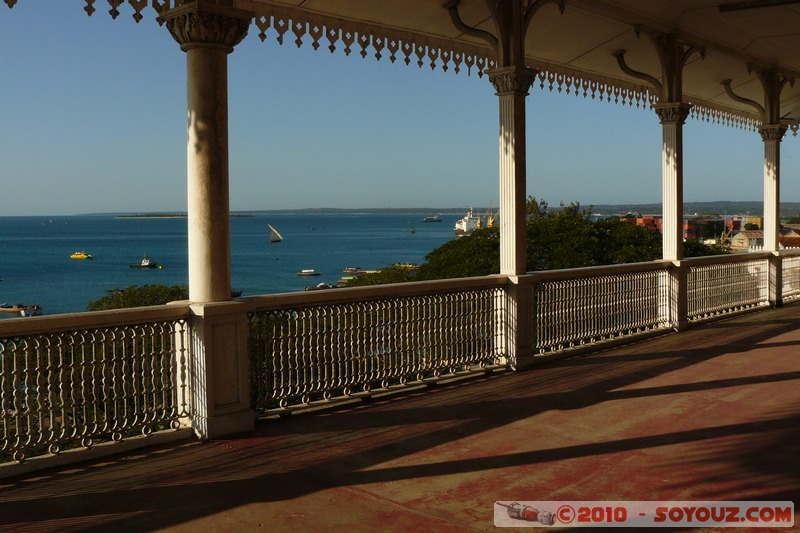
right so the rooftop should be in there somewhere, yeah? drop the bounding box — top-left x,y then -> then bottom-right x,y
2,303 -> 798,532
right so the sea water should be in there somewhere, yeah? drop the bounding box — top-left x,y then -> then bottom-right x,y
0,213 -> 457,317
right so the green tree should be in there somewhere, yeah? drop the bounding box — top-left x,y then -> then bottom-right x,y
744,222 -> 760,230
345,265 -> 417,287
526,195 -> 549,218
683,240 -> 731,257
526,203 -> 600,270
87,284 -> 188,311
593,217 -> 662,264
415,227 -> 501,280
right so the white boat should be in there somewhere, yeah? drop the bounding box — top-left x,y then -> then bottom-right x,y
454,209 -> 483,237
268,224 -> 284,243
130,255 -> 159,268
453,207 -> 498,237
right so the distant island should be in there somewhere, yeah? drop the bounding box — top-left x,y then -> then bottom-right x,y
231,202 -> 800,217
114,213 -> 186,219
89,201 -> 800,219
113,213 -> 253,219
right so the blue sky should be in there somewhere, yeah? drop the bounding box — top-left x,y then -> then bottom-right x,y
2,1 -> 797,216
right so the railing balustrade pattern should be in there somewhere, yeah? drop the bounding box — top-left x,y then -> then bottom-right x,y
687,255 -> 770,321
248,283 -> 505,413
530,265 -> 670,353
1,314 -> 189,463
782,254 -> 800,302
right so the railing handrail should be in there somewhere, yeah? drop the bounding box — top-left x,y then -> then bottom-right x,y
0,302 -> 191,337
242,275 -> 509,311
521,259 -> 674,283
680,251 -> 772,268
777,248 -> 800,258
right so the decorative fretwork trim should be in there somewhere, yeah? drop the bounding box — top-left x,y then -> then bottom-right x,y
64,1 -> 786,132
688,98 -> 762,132
250,3 -> 497,77
527,58 -> 657,108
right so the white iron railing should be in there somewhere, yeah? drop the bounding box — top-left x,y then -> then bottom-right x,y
524,262 -> 673,353
685,253 -> 771,321
781,250 -> 800,302
247,277 -> 507,414
0,306 -> 190,463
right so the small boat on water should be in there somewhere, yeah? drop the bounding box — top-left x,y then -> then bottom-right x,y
268,224 -> 284,243
297,269 -> 321,277
304,282 -> 336,291
421,215 -> 442,222
342,267 -> 378,275
130,255 -> 160,269
0,303 -> 42,317
70,251 -> 92,260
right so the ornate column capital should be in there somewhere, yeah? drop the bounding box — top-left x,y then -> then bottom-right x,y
759,123 -> 788,142
486,66 -> 538,95
653,102 -> 691,125
162,1 -> 252,53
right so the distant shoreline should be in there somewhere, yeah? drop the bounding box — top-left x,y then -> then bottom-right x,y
114,214 -> 253,219
114,214 -> 186,219
48,200 -> 800,218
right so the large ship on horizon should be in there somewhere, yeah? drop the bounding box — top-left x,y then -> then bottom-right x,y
453,207 -> 497,237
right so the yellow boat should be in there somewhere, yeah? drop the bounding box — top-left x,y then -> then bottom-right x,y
70,251 -> 93,260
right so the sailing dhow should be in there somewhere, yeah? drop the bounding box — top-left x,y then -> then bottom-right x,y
268,224 -> 284,243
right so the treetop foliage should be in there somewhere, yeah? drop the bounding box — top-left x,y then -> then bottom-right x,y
87,284 -> 188,311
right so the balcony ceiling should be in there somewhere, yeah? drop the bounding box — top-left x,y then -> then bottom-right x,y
239,0 -> 800,127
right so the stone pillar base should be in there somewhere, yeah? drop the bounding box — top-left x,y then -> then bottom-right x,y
503,276 -> 534,369
187,301 -> 254,439
193,409 -> 255,440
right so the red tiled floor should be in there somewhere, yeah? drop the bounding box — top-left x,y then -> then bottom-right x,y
1,305 -> 798,532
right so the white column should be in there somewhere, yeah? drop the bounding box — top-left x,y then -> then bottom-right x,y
163,3 -> 254,439
655,102 -> 690,330
487,66 -> 536,367
655,103 -> 690,262
487,66 -> 536,276
165,3 -> 250,303
185,45 -> 232,303
760,125 -> 786,251
760,124 -> 787,306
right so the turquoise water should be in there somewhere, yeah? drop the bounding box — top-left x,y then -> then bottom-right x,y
0,213 -> 457,316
